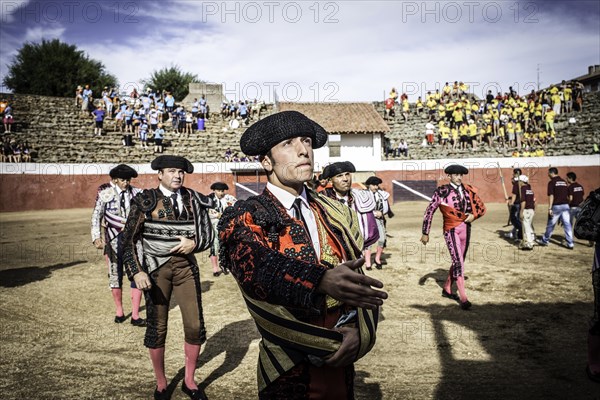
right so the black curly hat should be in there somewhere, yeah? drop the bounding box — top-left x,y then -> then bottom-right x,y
151,155 -> 194,173
109,164 -> 138,179
240,111 -> 328,156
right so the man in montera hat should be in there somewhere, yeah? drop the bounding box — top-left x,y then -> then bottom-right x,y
207,182 -> 237,277
121,155 -> 213,400
218,111 -> 388,399
320,161 -> 380,258
91,164 -> 145,326
420,164 -> 486,310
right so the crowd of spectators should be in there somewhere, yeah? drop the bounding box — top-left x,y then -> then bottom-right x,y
1,136 -> 31,162
76,84 -> 268,154
384,79 -> 587,157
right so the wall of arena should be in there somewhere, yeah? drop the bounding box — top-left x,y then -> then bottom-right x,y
0,156 -> 598,212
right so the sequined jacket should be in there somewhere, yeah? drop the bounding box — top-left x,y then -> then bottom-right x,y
218,188 -> 363,319
122,187 -> 214,279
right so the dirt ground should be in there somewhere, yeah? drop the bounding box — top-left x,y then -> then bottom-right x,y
0,202 -> 598,400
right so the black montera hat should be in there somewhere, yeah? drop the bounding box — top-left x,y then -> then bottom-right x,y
151,155 -> 194,173
321,161 -> 356,180
365,176 -> 383,186
109,164 -> 138,179
210,182 -> 229,191
240,111 -> 328,156
444,164 -> 469,175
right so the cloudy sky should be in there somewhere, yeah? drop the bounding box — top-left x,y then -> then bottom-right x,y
1,0 -> 599,102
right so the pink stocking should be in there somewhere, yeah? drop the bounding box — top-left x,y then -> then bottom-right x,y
130,288 -> 143,320
375,246 -> 384,264
363,249 -> 372,267
443,274 -> 453,294
210,255 -> 219,273
456,275 -> 468,303
111,288 -> 124,317
149,347 -> 167,391
184,342 -> 201,389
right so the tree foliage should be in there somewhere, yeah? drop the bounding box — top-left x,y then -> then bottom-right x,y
3,39 -> 117,97
142,65 -> 202,101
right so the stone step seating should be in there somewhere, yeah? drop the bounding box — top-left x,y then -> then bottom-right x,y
374,91 -> 600,160
1,92 -> 275,163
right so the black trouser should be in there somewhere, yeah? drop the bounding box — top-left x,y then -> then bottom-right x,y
510,204 -> 522,240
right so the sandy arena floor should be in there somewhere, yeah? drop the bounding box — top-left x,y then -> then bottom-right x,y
0,202 -> 598,399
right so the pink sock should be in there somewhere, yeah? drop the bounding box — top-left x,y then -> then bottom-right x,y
111,288 -> 124,317
131,288 -> 143,320
443,274 -> 453,294
149,347 -> 167,390
375,246 -> 384,264
184,342 -> 201,389
363,249 -> 372,267
456,276 -> 468,303
210,256 -> 219,273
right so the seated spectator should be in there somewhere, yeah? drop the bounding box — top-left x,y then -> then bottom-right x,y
397,138 -> 409,157
10,139 -> 21,162
21,141 -> 31,162
224,147 -> 233,162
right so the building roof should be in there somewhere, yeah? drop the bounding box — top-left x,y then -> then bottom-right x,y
277,102 -> 390,134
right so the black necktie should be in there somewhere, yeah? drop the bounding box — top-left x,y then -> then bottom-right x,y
339,198 -> 346,204
171,193 -> 180,219
119,191 -> 126,214
292,198 -> 310,237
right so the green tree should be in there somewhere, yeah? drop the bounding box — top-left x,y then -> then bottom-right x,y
142,65 -> 202,101
3,39 -> 117,97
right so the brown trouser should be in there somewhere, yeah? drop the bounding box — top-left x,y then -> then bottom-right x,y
143,256 -> 206,348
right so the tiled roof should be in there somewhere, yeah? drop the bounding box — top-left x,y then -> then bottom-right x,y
277,102 -> 390,134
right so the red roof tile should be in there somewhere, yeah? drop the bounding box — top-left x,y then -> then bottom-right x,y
278,102 -> 390,134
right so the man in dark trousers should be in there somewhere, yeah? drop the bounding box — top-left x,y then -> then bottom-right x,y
567,171 -> 585,235
122,155 -> 214,400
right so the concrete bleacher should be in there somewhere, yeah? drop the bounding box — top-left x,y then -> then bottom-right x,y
0,93 -> 275,163
1,91 -> 599,163
374,91 -> 600,160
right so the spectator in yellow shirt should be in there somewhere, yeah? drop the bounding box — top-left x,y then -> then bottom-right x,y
468,120 -> 478,150
563,84 -> 573,113
545,109 -> 556,133
440,123 -> 450,150
401,98 -> 410,121
416,97 -> 424,116
551,92 -> 561,115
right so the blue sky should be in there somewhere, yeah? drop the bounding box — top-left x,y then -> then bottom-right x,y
1,0 -> 599,102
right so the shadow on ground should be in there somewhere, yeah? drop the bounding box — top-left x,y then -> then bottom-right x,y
412,302 -> 599,400
0,260 -> 86,287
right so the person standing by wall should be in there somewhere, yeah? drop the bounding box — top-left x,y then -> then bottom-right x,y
91,164 -> 145,326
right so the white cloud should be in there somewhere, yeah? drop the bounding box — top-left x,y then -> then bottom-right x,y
2,1 -> 599,100
0,0 -> 30,24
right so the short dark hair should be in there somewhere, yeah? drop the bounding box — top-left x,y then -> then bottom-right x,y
513,168 -> 522,175
566,172 -> 577,181
548,167 -> 558,175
